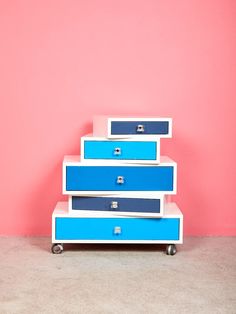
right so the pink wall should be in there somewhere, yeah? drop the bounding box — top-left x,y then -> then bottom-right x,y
0,0 -> 235,236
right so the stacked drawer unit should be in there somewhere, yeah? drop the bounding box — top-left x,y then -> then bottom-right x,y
52,116 -> 183,255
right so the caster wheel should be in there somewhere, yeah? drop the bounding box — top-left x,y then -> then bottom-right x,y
51,243 -> 63,254
166,244 -> 177,255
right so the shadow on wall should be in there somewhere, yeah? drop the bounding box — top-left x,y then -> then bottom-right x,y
25,122 -> 92,236
162,130 -> 208,236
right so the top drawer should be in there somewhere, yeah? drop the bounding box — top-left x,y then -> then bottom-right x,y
93,116 -> 172,138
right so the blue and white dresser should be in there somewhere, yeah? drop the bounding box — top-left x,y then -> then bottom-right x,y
51,115 -> 183,255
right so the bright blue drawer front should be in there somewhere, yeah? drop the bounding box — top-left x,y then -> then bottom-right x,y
84,141 -> 157,160
111,121 -> 169,135
71,196 -> 161,213
55,217 -> 180,240
66,166 -> 174,191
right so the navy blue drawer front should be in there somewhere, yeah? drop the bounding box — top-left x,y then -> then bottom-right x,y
65,165 -> 175,192
111,121 -> 169,135
71,196 -> 161,214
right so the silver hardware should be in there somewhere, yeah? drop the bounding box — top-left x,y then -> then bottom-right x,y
114,147 -> 121,156
116,176 -> 124,184
136,124 -> 145,133
110,201 -> 119,209
114,226 -> 122,235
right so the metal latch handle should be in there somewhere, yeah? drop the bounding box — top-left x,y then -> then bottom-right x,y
136,124 -> 145,133
114,226 -> 122,235
116,176 -> 124,184
114,147 -> 121,156
110,201 -> 119,209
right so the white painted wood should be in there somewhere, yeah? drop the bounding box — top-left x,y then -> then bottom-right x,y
52,201 -> 183,244
80,134 -> 161,164
67,210 -> 164,218
82,133 -> 160,141
68,193 -> 164,217
69,191 -> 164,199
52,239 -> 181,244
93,115 -> 172,138
64,155 -> 175,166
62,155 -> 177,195
173,161 -> 177,194
53,201 -> 181,217
51,208 -> 56,243
68,195 -> 72,211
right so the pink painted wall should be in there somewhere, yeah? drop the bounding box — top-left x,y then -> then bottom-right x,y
0,0 -> 235,236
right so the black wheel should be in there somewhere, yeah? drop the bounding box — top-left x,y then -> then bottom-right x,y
166,244 -> 177,255
51,243 -> 63,254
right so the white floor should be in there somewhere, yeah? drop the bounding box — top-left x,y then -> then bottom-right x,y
0,237 -> 235,314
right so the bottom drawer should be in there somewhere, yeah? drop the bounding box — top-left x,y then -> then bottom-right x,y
52,202 -> 183,243
55,217 -> 179,241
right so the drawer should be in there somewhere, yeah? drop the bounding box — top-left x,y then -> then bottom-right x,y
63,156 -> 177,195
55,217 -> 180,241
81,135 -> 160,163
52,201 -> 183,243
93,116 -> 172,138
69,194 -> 164,217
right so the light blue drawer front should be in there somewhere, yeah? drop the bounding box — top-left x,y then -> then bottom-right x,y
66,166 -> 174,191
84,141 -> 157,160
55,217 -> 180,240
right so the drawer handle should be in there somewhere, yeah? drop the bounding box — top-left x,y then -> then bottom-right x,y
114,147 -> 121,156
136,124 -> 145,133
114,226 -> 122,235
110,201 -> 119,209
116,176 -> 124,184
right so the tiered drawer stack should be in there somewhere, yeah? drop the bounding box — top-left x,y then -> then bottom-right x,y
52,116 -> 183,255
